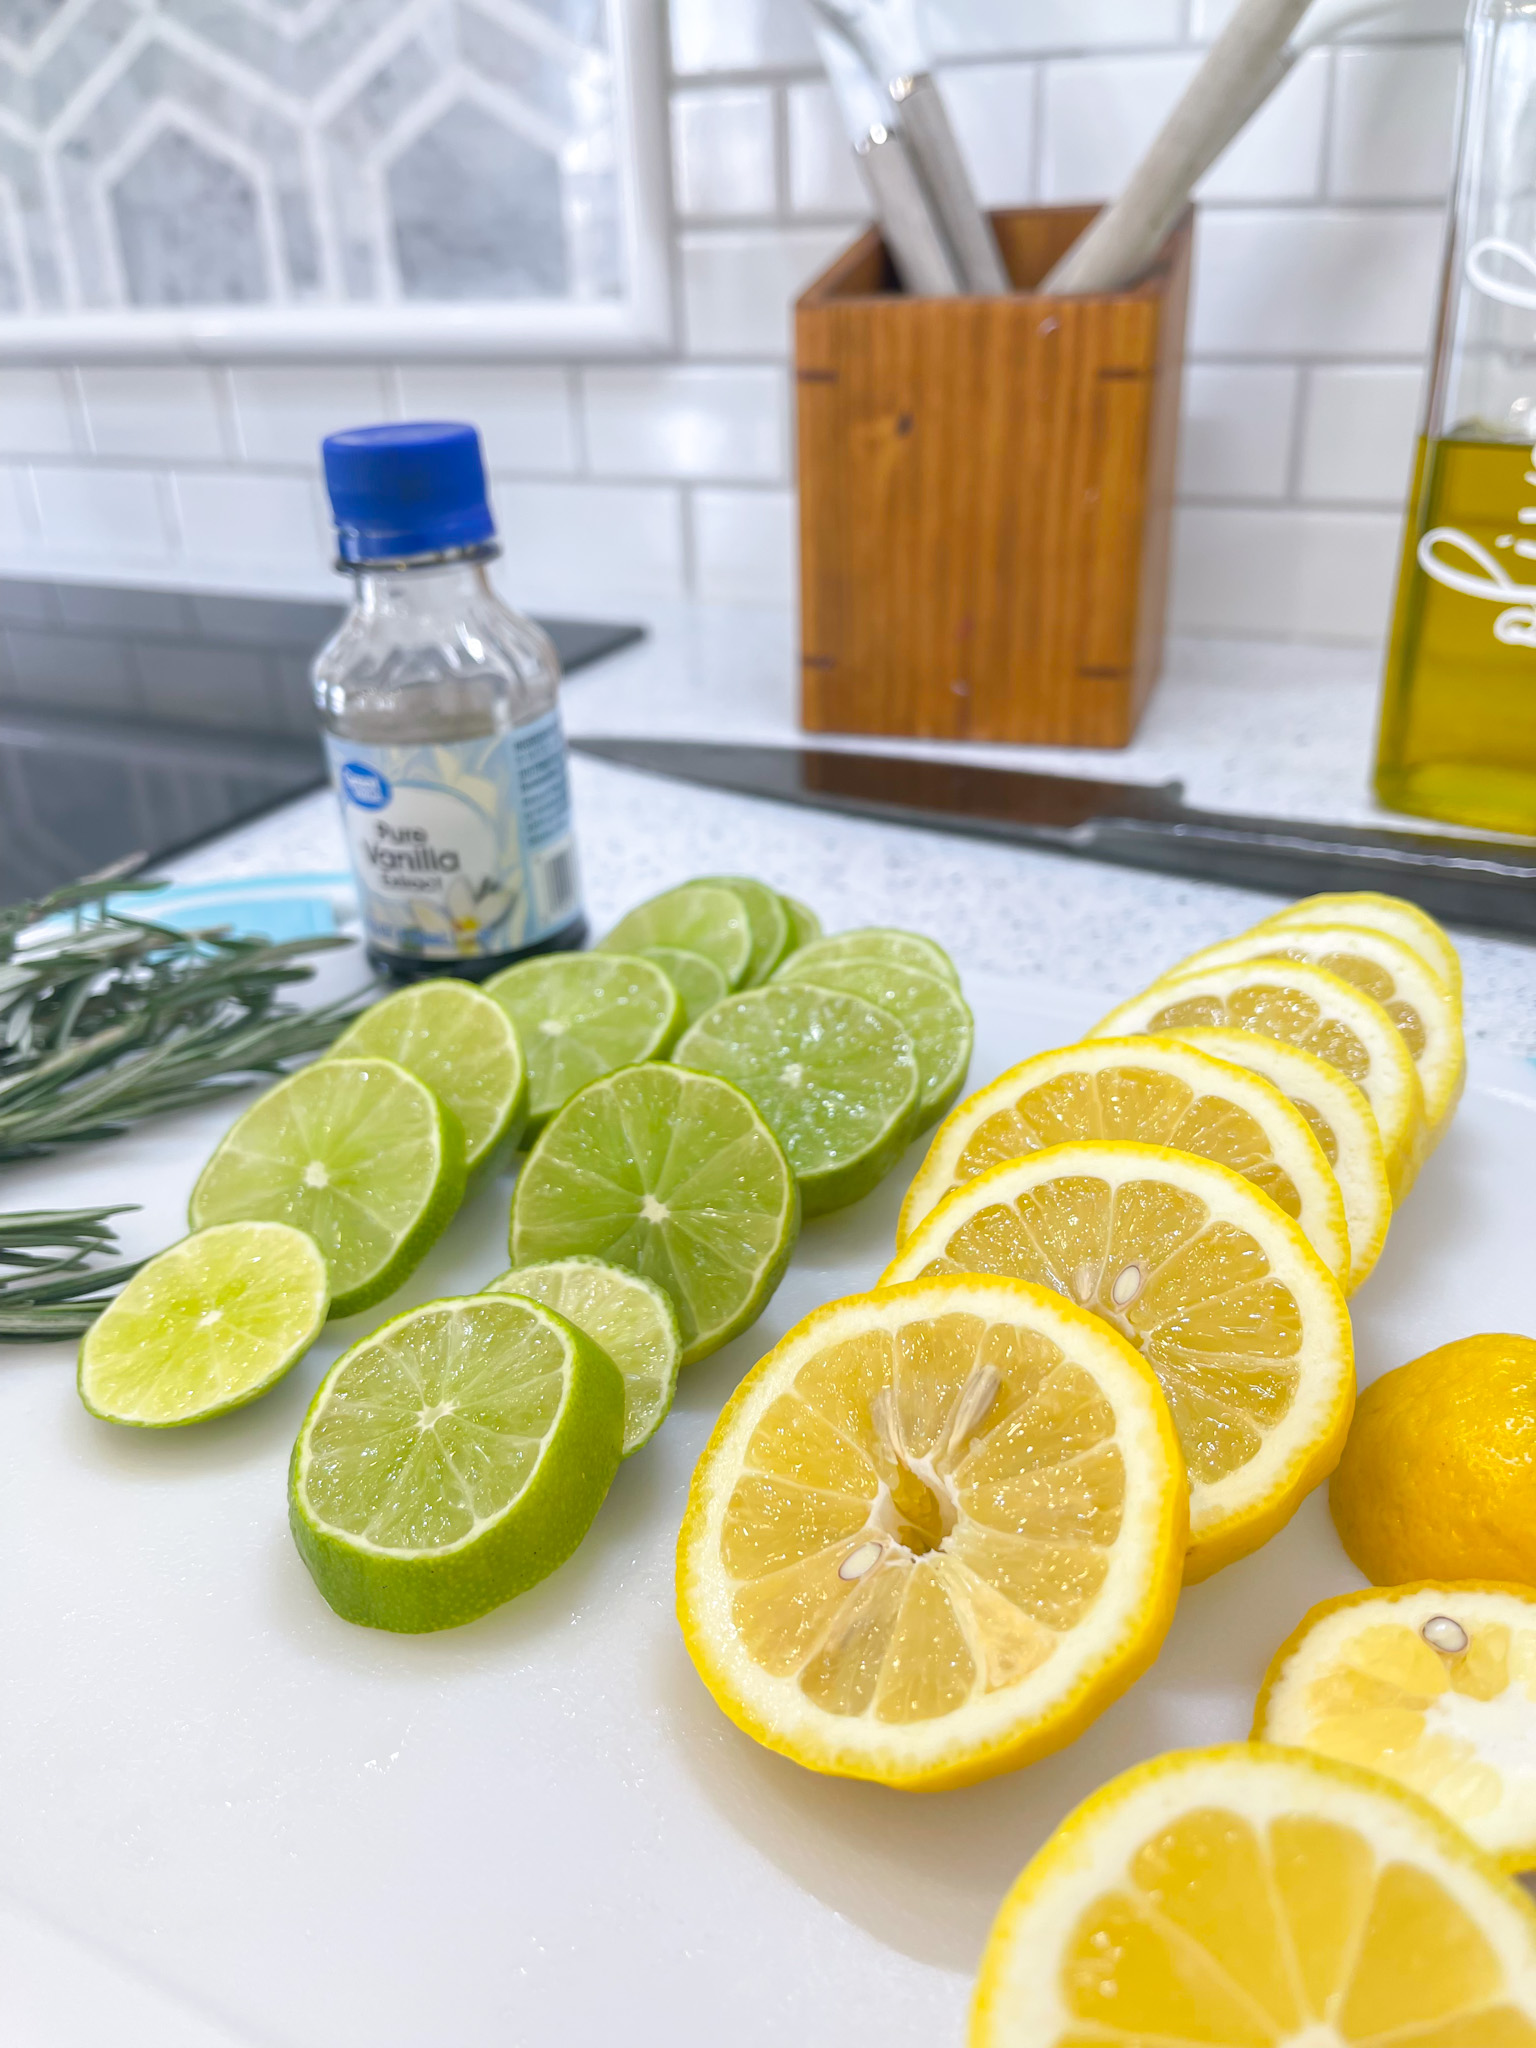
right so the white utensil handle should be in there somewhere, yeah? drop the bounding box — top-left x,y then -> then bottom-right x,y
1042,0 -> 1314,295
890,73 -> 1011,295
856,125 -> 964,296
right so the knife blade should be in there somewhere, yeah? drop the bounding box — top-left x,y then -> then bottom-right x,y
568,736 -> 1536,939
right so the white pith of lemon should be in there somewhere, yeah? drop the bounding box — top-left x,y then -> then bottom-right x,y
1089,958 -> 1425,1202
1255,1582 -> 1536,1872
676,1274 -> 1187,1790
971,1742 -> 1536,2047
899,1034 -> 1350,1290
1156,1025 -> 1391,1294
883,1141 -> 1354,1581
1261,890 -> 1462,1004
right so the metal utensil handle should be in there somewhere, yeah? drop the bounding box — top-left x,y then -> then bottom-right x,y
889,74 -> 1010,294
1042,0 -> 1311,295
855,124 -> 964,296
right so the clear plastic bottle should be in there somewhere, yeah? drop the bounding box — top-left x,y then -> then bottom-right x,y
314,421 -> 585,980
1375,0 -> 1536,834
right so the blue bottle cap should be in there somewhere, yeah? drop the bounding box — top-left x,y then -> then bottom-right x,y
321,421 -> 497,565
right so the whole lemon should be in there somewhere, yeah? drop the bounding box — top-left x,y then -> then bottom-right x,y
1331,1333 -> 1536,1585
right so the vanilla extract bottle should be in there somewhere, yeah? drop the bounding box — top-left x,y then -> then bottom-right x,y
314,422 -> 585,979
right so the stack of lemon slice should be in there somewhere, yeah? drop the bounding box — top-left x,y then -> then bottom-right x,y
677,891 -> 1466,1793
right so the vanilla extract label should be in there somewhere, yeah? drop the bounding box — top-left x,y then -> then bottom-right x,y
325,715 -> 581,961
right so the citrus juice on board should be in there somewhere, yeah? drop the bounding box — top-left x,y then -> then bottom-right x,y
1377,434 -> 1536,833
1373,0 -> 1536,836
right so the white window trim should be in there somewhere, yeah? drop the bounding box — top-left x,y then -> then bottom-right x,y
0,0 -> 674,363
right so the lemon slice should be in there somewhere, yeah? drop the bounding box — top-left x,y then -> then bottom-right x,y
1261,889 -> 1462,1003
971,1742 -> 1536,2048
884,1141 -> 1354,1581
900,1035 -> 1350,1289
1091,958 -> 1425,1201
1168,920 -> 1466,1141
1254,1583 -> 1536,1873
677,1274 -> 1187,1791
1156,1025 -> 1391,1294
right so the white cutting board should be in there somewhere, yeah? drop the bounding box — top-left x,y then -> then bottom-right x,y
2,969 -> 1534,2048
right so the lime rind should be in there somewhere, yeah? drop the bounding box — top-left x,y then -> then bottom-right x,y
489,1254 -> 682,1455
510,1063 -> 800,1365
788,927 -> 958,988
638,945 -> 728,1028
327,978 -> 528,1172
189,1057 -> 467,1319
775,953 -> 973,1134
780,896 -> 822,954
675,984 -> 920,1215
78,1221 -> 328,1428
700,876 -> 791,985
485,951 -> 683,1135
289,1292 -> 624,1632
596,883 -> 753,987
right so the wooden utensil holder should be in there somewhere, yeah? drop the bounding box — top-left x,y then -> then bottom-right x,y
795,204 -> 1192,748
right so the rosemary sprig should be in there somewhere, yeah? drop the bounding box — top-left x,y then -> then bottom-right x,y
0,1205 -> 144,1341
0,869 -> 369,1162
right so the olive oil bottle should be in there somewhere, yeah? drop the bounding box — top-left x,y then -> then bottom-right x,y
1375,0 -> 1536,835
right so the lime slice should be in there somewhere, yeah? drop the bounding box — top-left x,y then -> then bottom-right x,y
788,927 -> 959,988
79,1222 -> 327,1427
485,952 -> 682,1136
639,945 -> 728,1028
489,1255 -> 680,1456
774,953 -> 973,1134
326,979 -> 526,1173
289,1292 -> 624,1632
597,883 -> 752,987
189,1057 -> 466,1318
699,876 -> 790,984
675,983 -> 920,1214
781,895 -> 822,953
510,1063 -> 799,1365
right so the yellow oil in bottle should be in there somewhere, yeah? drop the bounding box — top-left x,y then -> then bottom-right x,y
1376,433 -> 1536,833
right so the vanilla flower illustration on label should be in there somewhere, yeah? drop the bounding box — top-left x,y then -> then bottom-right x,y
326,713 -> 580,961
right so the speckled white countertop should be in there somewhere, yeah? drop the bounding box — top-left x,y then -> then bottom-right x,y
168,599 -> 1536,1058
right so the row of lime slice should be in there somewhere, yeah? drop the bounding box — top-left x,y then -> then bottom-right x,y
76,879 -> 967,1633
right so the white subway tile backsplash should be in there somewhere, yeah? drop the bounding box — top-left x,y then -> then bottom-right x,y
584,366 -> 787,480
693,488 -> 796,605
491,480 -> 687,599
0,463 -> 35,548
230,366 -> 394,467
1041,54 -> 1194,203
669,0 -> 818,74
925,0 -> 1185,60
1329,45 -> 1462,202
1190,209 -> 1444,356
936,64 -> 1037,209
1179,365 -> 1300,499
672,89 -> 777,216
30,464 -> 173,562
787,81 -> 868,214
682,227 -> 854,356
1299,364 -> 1425,504
394,365 -> 577,475
78,366 -> 228,462
1197,49 -> 1327,202
0,369 -> 80,456
1171,504 -> 1403,641
171,470 -> 328,567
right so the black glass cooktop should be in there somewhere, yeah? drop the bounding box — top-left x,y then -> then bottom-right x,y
0,576 -> 643,908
